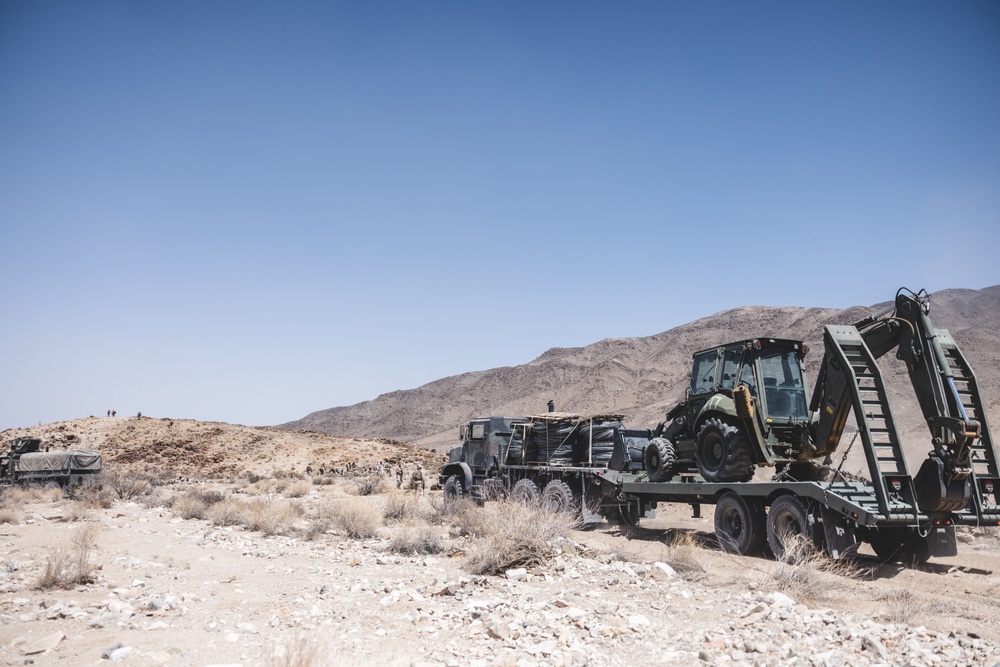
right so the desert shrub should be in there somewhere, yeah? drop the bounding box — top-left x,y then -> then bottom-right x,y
353,476 -> 381,497
35,523 -> 100,589
0,505 -> 23,524
273,469 -> 304,480
74,483 -> 115,509
206,498 -> 244,527
139,488 -> 174,510
389,525 -> 444,555
247,471 -> 263,484
239,497 -> 302,536
464,500 -> 578,575
284,481 -> 312,498
102,465 -> 151,500
382,493 -> 417,523
760,534 -> 855,602
324,498 -> 382,538
311,476 -> 334,486
173,494 -> 208,520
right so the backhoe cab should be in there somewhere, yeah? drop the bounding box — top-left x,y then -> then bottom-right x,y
645,338 -> 812,483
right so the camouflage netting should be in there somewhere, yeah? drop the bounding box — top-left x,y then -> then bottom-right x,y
525,420 -> 577,464
573,420 -> 622,466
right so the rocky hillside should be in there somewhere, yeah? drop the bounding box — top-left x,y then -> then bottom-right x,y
283,287 -> 1000,458
0,417 -> 442,480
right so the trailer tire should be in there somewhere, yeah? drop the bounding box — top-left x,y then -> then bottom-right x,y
541,480 -> 575,514
766,495 -> 819,559
644,437 -> 676,482
443,475 -> 463,504
696,418 -> 754,483
714,492 -> 766,556
511,478 -> 540,505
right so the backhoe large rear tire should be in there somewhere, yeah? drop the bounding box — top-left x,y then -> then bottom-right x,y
644,437 -> 677,482
714,492 -> 767,556
696,418 -> 755,483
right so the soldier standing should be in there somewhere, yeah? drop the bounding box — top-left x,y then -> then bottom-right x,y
411,464 -> 425,495
396,462 -> 404,489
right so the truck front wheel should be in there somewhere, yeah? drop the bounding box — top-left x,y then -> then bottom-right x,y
696,418 -> 754,483
443,475 -> 463,504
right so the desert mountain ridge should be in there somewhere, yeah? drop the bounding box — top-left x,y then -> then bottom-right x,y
283,286 -> 1000,457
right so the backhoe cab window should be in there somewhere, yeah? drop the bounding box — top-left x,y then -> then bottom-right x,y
720,347 -> 742,391
691,351 -> 718,394
759,349 -> 808,419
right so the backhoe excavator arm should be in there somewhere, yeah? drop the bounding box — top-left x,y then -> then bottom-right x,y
810,288 -> 986,513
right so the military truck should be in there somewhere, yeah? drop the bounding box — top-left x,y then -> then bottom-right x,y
440,289 -> 1000,565
439,410 -> 653,523
0,438 -> 102,488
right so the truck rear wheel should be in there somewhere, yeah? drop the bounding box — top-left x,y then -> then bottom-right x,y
696,418 -> 754,483
766,495 -> 820,559
644,437 -> 676,482
511,478 -> 539,505
541,480 -> 575,514
714,492 -> 766,556
866,527 -> 930,567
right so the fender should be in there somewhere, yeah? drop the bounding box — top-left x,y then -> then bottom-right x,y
440,462 -> 473,493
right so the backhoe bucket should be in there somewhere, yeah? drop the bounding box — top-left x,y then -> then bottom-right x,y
914,455 -> 971,513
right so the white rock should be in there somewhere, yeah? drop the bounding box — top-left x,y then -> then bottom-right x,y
506,568 -> 528,581
651,562 -> 677,580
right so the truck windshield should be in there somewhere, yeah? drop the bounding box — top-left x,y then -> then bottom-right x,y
759,349 -> 808,420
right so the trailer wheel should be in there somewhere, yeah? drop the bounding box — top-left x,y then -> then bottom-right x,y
714,492 -> 766,556
443,475 -> 464,504
541,480 -> 575,514
696,418 -> 754,483
511,478 -> 540,505
766,495 -> 819,559
866,527 -> 930,567
644,437 -> 677,482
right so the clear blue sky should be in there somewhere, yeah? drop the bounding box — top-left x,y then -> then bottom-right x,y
2,2 -> 998,431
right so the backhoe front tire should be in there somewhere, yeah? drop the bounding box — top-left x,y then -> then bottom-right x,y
644,437 -> 677,482
696,418 -> 755,483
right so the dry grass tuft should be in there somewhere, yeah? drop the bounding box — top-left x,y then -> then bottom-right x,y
464,500 -> 578,575
206,498 -> 245,527
74,483 -> 116,509
267,633 -> 322,667
284,481 -> 312,498
173,494 -> 208,520
389,525 -> 445,555
353,476 -> 381,496
659,530 -> 707,580
324,498 -> 382,538
382,493 -> 417,523
35,523 -> 101,590
239,497 -> 303,536
0,505 -> 23,525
